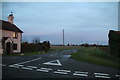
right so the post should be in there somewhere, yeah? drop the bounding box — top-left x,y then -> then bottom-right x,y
63,29 -> 64,49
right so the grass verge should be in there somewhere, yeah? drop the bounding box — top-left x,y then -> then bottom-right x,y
71,47 -> 120,68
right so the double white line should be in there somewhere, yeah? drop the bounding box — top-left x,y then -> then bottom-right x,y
54,69 -> 71,75
94,72 -> 110,78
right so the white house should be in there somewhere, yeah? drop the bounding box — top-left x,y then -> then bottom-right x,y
0,13 -> 23,55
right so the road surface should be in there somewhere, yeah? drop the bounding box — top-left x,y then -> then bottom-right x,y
1,49 -> 120,79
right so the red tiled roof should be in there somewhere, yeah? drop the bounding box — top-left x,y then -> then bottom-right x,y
0,20 -> 23,33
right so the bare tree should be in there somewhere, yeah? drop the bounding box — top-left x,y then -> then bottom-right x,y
32,37 -> 40,44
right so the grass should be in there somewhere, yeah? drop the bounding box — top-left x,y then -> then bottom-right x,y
71,47 -> 120,68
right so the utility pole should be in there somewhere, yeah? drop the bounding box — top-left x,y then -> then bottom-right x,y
63,29 -> 64,49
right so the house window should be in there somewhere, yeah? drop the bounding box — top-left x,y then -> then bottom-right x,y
13,32 -> 18,39
13,44 -> 17,50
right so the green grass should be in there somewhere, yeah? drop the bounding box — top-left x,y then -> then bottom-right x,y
71,47 -> 120,68
3,46 -> 80,56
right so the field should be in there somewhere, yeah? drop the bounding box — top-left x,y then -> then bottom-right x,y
71,47 -> 120,68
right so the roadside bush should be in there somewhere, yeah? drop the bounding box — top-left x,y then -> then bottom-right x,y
21,41 -> 50,53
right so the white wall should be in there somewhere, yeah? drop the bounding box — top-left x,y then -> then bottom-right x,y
1,29 -> 22,53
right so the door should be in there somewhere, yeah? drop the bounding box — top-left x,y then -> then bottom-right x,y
6,42 -> 11,55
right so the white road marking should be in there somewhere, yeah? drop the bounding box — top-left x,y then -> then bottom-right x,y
13,64 -> 24,67
94,73 -> 110,78
94,73 -> 109,76
9,65 -> 19,68
40,67 -> 52,70
0,64 -> 6,66
54,69 -> 71,75
57,69 -> 71,72
54,71 -> 67,74
43,60 -> 62,66
37,69 -> 49,72
21,67 -> 33,70
27,66 -> 37,69
95,75 -> 110,78
16,57 -> 42,65
116,75 -> 120,77
74,71 -> 88,74
9,64 -> 24,68
36,67 -> 52,72
73,71 -> 88,77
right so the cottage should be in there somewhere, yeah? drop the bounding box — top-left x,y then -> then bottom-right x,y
0,13 -> 23,55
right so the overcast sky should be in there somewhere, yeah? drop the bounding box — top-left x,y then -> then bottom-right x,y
2,2 -> 118,45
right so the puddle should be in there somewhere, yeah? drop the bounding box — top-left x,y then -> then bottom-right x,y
63,55 -> 71,58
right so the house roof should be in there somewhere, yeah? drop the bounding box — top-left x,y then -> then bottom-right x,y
0,20 -> 23,33
115,31 -> 120,34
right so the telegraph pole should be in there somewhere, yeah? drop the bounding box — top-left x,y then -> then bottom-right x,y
63,29 -> 64,49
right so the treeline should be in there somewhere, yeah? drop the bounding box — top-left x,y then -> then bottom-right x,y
52,44 -> 108,47
21,41 -> 50,53
108,30 -> 120,56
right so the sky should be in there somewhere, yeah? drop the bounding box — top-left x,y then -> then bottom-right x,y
2,2 -> 118,45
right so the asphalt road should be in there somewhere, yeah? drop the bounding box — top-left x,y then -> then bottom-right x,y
1,49 -> 120,79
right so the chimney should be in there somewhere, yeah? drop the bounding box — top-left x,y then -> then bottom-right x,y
8,13 -> 14,24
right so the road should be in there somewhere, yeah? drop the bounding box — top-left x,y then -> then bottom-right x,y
1,49 -> 120,79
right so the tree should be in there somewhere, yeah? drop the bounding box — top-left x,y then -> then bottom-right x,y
32,37 -> 40,44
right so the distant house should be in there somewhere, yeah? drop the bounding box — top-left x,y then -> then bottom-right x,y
0,13 -> 23,55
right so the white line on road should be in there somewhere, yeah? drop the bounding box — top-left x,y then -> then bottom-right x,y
73,73 -> 88,76
116,75 -> 120,77
27,66 -> 37,69
73,71 -> 88,77
36,67 -> 52,72
13,64 -> 24,67
94,73 -> 110,78
57,69 -> 71,72
17,57 -> 42,65
43,60 -> 62,66
9,65 -> 19,68
36,69 -> 49,72
0,64 -> 6,66
21,67 -> 33,70
94,73 -> 109,76
95,75 -> 110,78
74,71 -> 88,74
40,67 -> 52,70
54,71 -> 68,74
54,69 -> 71,75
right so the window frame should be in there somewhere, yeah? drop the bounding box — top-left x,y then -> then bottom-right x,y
13,43 -> 17,50
13,32 -> 18,39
